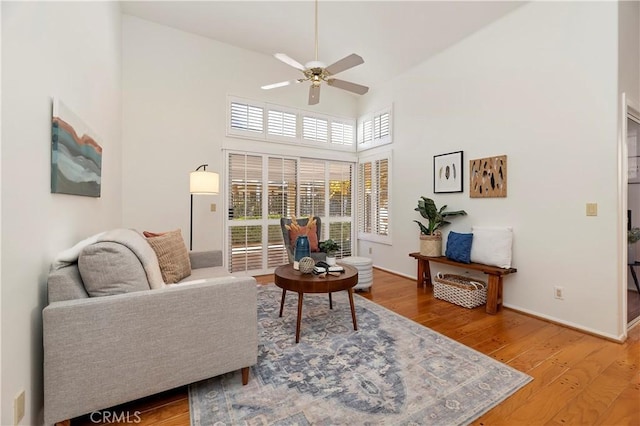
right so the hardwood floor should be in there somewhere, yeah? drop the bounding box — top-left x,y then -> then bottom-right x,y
68,269 -> 640,426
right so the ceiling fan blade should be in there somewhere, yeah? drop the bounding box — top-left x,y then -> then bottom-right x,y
309,85 -> 320,105
274,53 -> 306,71
327,78 -> 369,95
324,53 -> 364,76
261,80 -> 295,90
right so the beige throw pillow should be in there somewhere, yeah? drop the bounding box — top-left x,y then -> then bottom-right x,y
145,229 -> 191,283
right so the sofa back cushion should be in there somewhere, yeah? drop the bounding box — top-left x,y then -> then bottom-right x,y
48,264 -> 90,303
79,242 -> 151,297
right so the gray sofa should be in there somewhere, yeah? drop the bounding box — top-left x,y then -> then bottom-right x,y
43,229 -> 258,425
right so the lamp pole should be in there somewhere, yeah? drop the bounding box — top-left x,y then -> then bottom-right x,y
190,164 -> 208,251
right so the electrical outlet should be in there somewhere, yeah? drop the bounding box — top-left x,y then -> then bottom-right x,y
368,247 -> 372,254
586,203 -> 598,216
210,203 -> 216,212
14,390 -> 25,425
554,286 -> 564,300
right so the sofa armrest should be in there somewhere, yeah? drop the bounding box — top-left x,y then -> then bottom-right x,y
189,250 -> 222,269
43,276 -> 257,425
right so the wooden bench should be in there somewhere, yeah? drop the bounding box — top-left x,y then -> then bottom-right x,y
409,252 -> 517,314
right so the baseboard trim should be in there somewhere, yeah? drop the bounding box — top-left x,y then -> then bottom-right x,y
503,304 -> 626,344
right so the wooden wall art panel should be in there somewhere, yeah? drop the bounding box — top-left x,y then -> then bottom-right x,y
469,155 -> 507,198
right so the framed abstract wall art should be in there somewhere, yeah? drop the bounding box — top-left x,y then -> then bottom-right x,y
433,151 -> 463,193
51,98 -> 102,197
470,155 -> 507,198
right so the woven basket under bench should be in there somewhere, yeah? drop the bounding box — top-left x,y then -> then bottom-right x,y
433,273 -> 488,309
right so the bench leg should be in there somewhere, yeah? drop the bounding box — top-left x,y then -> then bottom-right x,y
417,259 -> 431,288
486,275 -> 503,314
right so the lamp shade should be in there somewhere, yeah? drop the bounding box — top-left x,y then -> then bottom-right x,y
190,171 -> 219,194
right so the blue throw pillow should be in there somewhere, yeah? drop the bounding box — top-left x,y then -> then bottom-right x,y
445,231 -> 473,263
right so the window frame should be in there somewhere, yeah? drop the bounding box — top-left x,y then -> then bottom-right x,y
224,149 -> 356,274
357,105 -> 393,151
226,96 -> 356,152
357,149 -> 392,245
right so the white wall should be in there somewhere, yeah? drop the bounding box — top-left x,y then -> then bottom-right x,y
1,2 -> 122,424
121,15 -> 358,252
358,2 -> 623,339
619,0 -> 640,105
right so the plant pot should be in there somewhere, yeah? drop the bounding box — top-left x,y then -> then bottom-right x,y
629,243 -> 637,265
420,233 -> 442,257
326,256 -> 337,266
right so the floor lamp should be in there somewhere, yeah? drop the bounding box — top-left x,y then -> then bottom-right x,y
190,164 -> 219,250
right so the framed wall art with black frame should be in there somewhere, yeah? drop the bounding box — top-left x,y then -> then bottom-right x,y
433,151 -> 463,193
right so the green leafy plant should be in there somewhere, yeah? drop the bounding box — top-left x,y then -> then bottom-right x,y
629,227 -> 640,244
414,196 -> 467,235
319,239 -> 341,256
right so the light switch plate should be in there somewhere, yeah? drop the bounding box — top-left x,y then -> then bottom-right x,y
586,203 -> 598,216
210,203 -> 216,212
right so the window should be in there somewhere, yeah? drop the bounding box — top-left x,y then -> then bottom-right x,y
358,152 -> 391,243
267,109 -> 297,139
229,101 -> 264,135
226,151 -> 355,273
227,96 -> 355,150
302,116 -> 329,143
331,121 -> 355,146
357,106 -> 392,151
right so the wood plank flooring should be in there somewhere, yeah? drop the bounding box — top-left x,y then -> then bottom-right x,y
67,269 -> 640,426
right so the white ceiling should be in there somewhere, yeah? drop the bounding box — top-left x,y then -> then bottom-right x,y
121,1 -> 524,89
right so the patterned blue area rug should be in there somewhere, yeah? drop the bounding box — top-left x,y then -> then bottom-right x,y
189,285 -> 531,425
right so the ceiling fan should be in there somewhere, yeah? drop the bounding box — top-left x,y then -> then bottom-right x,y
261,0 -> 369,105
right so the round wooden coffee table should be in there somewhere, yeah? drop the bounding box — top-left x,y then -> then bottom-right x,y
274,263 -> 358,343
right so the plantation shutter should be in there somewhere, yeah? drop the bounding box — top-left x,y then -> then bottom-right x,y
375,158 -> 389,236
328,162 -> 353,257
374,112 -> 390,140
267,157 -> 297,267
299,158 -> 326,217
331,121 -> 354,146
267,109 -> 297,139
230,102 -> 263,133
302,116 -> 329,143
358,153 -> 391,242
228,153 -> 263,272
358,162 -> 372,234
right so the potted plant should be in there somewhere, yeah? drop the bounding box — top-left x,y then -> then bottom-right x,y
414,196 -> 467,256
319,239 -> 341,266
629,227 -> 640,265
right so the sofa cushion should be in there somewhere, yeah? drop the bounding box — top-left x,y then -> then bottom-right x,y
98,228 -> 165,289
177,266 -> 232,283
145,230 -> 191,284
79,242 -> 151,297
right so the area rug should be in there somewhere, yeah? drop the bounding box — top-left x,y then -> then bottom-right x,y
189,285 -> 531,425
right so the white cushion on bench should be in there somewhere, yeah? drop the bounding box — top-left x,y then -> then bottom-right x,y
470,226 -> 513,268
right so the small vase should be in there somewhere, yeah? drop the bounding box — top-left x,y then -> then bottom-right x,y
294,235 -> 310,270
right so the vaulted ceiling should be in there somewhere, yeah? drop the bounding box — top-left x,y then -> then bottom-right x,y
121,1 -> 524,90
